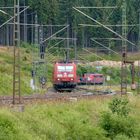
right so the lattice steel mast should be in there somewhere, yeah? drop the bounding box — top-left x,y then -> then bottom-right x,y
137,10 -> 140,94
121,0 -> 127,94
13,0 -> 21,104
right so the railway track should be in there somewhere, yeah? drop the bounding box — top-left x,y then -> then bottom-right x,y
0,86 -> 119,105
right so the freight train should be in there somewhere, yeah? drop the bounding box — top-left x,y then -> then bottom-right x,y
53,62 -> 77,91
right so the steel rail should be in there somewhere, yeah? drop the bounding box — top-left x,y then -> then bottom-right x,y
0,89 -> 118,105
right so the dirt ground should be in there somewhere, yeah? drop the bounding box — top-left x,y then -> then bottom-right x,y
0,46 -> 13,53
90,60 -> 140,67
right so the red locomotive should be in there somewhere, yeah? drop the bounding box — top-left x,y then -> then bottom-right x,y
53,62 -> 77,91
78,73 -> 104,85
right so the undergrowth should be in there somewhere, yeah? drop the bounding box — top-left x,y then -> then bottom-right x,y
0,96 -> 140,140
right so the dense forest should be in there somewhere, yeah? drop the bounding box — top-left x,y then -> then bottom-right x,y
0,0 -> 140,51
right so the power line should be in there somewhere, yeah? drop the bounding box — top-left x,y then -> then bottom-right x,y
51,37 -> 77,40
0,6 -> 27,9
41,25 -> 69,44
82,48 -> 104,60
0,10 -> 12,17
79,24 -> 139,27
76,6 -> 118,9
0,6 -> 29,28
91,38 -> 119,55
8,23 -> 67,27
47,39 -> 65,51
73,7 -> 136,47
92,38 -> 122,40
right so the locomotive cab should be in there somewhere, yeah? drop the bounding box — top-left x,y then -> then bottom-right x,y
53,62 -> 77,91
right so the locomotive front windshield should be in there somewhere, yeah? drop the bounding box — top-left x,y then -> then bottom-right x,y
57,66 -> 73,72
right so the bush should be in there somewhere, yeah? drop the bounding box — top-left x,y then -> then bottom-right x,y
114,134 -> 138,140
64,116 -> 108,140
99,97 -> 137,139
109,97 -> 130,117
0,115 -> 17,140
100,112 -> 136,139
0,112 -> 32,140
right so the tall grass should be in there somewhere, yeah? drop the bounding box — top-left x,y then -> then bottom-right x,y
0,96 -> 140,140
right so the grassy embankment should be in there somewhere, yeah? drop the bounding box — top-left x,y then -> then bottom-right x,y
0,46 -> 32,95
0,96 -> 140,140
0,44 -> 64,95
0,44 -> 139,95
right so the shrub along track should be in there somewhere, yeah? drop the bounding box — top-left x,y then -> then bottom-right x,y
0,86 -> 119,106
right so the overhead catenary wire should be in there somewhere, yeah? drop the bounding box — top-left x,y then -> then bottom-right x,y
73,7 -> 136,47
82,48 -> 104,60
79,24 -> 139,27
92,38 -> 122,40
0,6 -> 27,9
41,25 -> 69,44
46,39 -> 65,51
0,10 -> 12,17
75,6 -> 118,9
0,6 -> 29,28
51,37 -> 77,40
8,22 -> 67,27
91,38 -> 120,55
78,55 -> 93,63
105,2 -> 124,23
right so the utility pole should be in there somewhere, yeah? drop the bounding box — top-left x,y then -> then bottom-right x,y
23,0 -> 27,42
39,25 -> 45,59
82,28 -> 85,48
32,13 -> 39,90
6,24 -> 9,48
66,23 -> 70,62
137,61 -> 140,94
108,39 -> 111,57
137,10 -> 140,94
31,13 -> 34,44
139,9 -> 140,51
39,25 -> 47,88
121,0 -> 127,95
74,31 -> 77,61
35,13 -> 38,45
121,0 -> 136,94
13,0 -> 21,104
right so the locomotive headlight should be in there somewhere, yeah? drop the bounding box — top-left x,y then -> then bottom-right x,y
57,78 -> 60,81
68,74 -> 74,77
87,77 -> 91,81
57,74 -> 62,77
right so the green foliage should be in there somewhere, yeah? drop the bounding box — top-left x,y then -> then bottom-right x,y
109,97 -> 130,117
0,111 -> 32,140
77,65 -> 88,75
14,101 -> 109,140
114,134 -> 138,140
100,112 -> 136,139
0,114 -> 17,140
99,97 -> 139,139
0,98 -> 140,140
